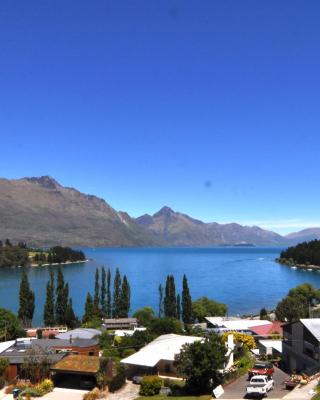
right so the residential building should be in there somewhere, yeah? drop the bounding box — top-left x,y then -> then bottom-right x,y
205,317 -> 272,333
121,333 -> 203,377
0,337 -> 100,381
282,319 -> 320,374
102,317 -> 138,330
250,322 -> 283,338
56,328 -> 101,340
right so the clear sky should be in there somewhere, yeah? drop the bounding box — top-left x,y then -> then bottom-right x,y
1,1 -> 320,235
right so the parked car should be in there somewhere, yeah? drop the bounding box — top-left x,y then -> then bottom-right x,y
248,362 -> 274,380
132,375 -> 143,384
246,375 -> 274,397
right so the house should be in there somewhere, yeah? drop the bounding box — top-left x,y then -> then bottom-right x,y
282,319 -> 320,374
114,327 -> 146,337
26,327 -> 68,339
250,322 -> 283,338
121,334 -> 203,377
102,317 -> 138,330
205,317 -> 272,333
56,328 -> 102,340
0,337 -> 100,381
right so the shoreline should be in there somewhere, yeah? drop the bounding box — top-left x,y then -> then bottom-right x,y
30,259 -> 89,267
276,258 -> 320,271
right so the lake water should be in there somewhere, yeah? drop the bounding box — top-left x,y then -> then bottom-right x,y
1,247 -> 320,325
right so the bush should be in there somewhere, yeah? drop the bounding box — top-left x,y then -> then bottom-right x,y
0,376 -> 5,390
108,364 -> 126,393
35,378 -> 54,395
139,376 -> 162,396
83,388 -> 100,400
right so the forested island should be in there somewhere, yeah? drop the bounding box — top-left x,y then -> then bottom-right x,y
277,239 -> 320,268
0,239 -> 86,267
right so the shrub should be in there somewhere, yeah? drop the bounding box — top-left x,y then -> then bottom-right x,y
34,378 -> 54,395
83,388 -> 100,400
0,376 -> 5,390
139,376 -> 162,396
108,364 -> 126,393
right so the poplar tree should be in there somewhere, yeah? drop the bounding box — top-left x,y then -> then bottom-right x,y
182,274 -> 193,324
55,267 -> 68,325
119,275 -> 130,317
83,293 -> 94,323
177,294 -> 181,320
43,269 -> 55,326
18,269 -> 35,327
65,298 -> 77,329
112,268 -> 122,318
106,269 -> 112,318
94,268 -> 100,315
100,267 -> 107,318
158,284 -> 163,318
164,275 -> 177,318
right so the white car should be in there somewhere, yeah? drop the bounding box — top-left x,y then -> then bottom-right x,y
246,375 -> 274,397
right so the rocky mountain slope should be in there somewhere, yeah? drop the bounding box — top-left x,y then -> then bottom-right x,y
0,176 -> 316,247
0,176 -> 162,247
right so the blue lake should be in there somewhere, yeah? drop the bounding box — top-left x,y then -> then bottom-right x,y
1,247 -> 320,325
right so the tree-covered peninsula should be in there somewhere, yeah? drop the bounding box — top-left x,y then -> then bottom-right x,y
0,239 -> 86,267
278,239 -> 320,267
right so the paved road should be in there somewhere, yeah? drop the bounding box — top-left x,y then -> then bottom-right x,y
220,367 -> 290,399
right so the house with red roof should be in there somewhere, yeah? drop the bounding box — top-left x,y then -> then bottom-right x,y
250,321 -> 283,337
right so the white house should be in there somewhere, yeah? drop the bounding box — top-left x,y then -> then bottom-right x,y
121,333 -> 203,377
205,317 -> 272,333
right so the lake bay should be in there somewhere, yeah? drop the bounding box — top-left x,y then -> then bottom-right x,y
1,247 -> 320,325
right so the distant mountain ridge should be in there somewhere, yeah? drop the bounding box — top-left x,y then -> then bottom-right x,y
0,176 -> 317,247
136,206 -> 287,247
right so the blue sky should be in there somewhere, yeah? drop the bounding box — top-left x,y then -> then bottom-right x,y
1,1 -> 320,234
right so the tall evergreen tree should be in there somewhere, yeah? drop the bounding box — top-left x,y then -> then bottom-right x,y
65,298 -> 78,329
158,284 -> 163,318
182,274 -> 193,324
83,293 -> 94,323
94,268 -> 100,315
177,294 -> 181,320
101,267 -> 107,318
164,275 -> 177,318
106,269 -> 112,318
18,270 -> 35,327
112,268 -> 122,318
119,275 -> 130,317
43,269 -> 55,326
55,267 -> 67,325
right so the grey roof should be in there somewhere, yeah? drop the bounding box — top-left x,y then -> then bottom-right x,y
32,339 -> 99,348
56,328 -> 101,340
0,338 -> 99,365
300,319 -> 320,342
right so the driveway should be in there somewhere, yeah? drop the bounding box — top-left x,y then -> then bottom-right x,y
220,367 -> 290,399
107,381 -> 139,400
42,387 -> 88,400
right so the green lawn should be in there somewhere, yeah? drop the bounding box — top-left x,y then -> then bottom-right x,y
135,396 -> 211,400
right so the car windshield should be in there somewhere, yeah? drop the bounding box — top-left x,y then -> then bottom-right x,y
252,379 -> 265,383
254,364 -> 267,369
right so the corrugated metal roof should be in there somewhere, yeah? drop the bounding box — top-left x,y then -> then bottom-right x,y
259,340 -> 282,353
206,317 -> 272,331
56,328 -> 101,340
300,319 -> 320,342
121,334 -> 203,368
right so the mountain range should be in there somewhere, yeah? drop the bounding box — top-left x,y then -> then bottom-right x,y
0,176 -> 317,247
